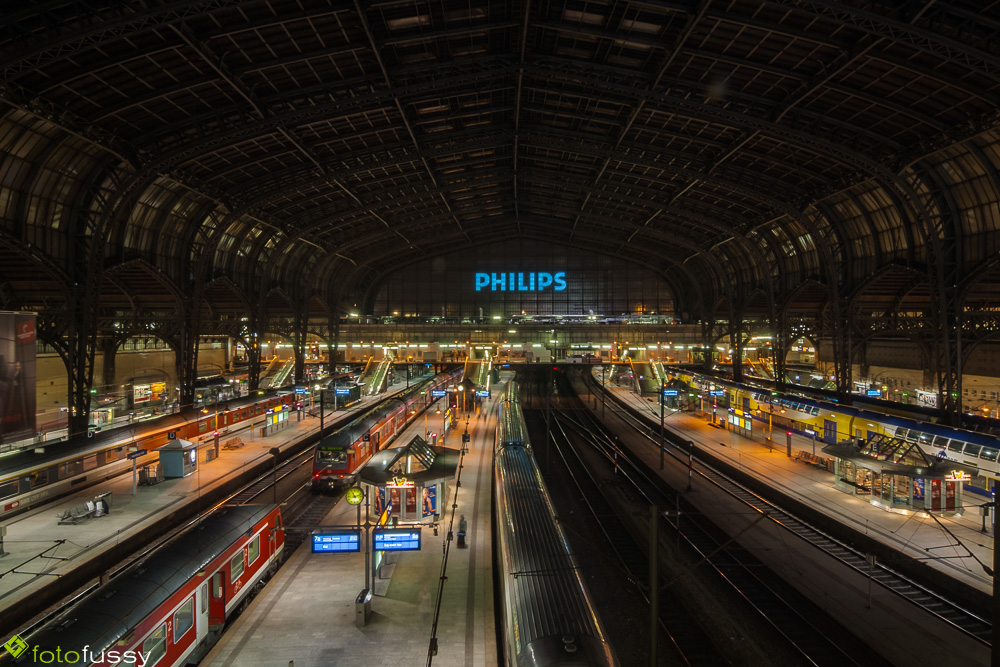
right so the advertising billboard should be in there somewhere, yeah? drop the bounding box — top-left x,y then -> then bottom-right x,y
0,312 -> 36,443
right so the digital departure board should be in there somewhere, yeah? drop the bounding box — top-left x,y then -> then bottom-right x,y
312,529 -> 361,553
373,529 -> 421,551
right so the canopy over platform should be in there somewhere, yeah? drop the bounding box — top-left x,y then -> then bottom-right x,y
822,434 -> 979,480
358,436 -> 461,487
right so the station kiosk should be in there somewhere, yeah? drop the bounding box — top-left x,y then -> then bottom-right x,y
156,439 -> 199,478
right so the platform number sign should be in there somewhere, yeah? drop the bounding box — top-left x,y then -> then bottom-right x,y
167,431 -> 177,440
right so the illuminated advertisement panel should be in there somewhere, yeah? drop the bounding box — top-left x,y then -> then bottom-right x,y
0,312 -> 36,443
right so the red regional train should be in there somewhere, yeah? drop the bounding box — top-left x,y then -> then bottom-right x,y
19,504 -> 284,667
0,391 -> 296,520
312,370 -> 462,491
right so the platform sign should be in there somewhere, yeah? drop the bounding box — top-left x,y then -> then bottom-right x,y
295,387 -> 307,395
709,390 -> 724,397
431,390 -> 446,397
373,528 -> 421,551
866,389 -> 881,397
335,387 -> 351,395
476,390 -> 490,397
127,449 -> 147,460
663,389 -> 679,397
312,529 -> 361,553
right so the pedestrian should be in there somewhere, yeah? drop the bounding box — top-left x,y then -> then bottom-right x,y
457,514 -> 468,548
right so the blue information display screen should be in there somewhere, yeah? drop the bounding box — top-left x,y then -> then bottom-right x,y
335,387 -> 351,395
476,390 -> 490,397
373,529 -> 421,551
312,530 -> 361,553
866,389 -> 881,397
431,390 -> 446,397
709,390 -> 724,397
663,389 -> 679,396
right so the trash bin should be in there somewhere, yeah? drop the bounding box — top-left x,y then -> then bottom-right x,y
355,588 -> 371,628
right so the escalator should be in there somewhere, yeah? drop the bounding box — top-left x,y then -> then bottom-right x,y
630,360 -> 662,395
359,352 -> 394,396
265,359 -> 294,389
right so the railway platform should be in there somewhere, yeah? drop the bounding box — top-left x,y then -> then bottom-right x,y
202,382 -> 502,667
0,393 -> 391,633
597,371 -> 993,594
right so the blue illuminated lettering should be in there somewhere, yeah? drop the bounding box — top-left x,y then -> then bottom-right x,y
476,271 -> 567,291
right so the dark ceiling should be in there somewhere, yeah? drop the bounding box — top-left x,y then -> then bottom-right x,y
2,0 -> 1000,322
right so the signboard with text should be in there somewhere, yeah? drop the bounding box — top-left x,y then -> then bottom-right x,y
373,528 -> 421,551
312,529 -> 361,553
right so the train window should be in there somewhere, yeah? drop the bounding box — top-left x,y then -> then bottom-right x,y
30,470 -> 48,489
895,427 -> 909,440
964,444 -> 982,457
173,597 -> 195,642
211,572 -> 223,598
241,409 -> 247,419
82,455 -> 98,472
141,624 -> 167,667
317,448 -> 346,464
248,535 -> 260,565
933,436 -> 950,448
230,550 -> 245,581
948,440 -> 964,452
981,448 -> 999,462
105,448 -> 121,462
201,583 -> 208,613
63,460 -> 83,477
0,480 -> 17,500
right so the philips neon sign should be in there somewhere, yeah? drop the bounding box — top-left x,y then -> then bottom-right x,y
475,272 -> 567,292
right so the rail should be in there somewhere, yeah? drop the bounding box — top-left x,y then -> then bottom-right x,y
591,373 -> 992,647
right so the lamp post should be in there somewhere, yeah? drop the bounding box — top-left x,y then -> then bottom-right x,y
213,390 -> 221,458
319,387 -> 325,434
602,364 -> 606,418
659,382 -> 665,470
269,447 -> 280,504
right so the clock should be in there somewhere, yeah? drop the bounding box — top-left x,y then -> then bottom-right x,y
345,487 -> 365,505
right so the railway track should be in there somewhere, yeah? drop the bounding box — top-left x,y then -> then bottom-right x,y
547,409 -> 729,666
547,374 -> 868,666
591,373 -> 993,647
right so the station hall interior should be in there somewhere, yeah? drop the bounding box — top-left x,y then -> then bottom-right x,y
3,2 -> 1000,666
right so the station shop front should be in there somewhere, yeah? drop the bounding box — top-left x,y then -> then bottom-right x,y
823,434 -> 978,514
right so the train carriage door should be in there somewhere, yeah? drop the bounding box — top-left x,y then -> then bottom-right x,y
208,571 -> 226,628
823,419 -> 837,444
197,582 -> 209,639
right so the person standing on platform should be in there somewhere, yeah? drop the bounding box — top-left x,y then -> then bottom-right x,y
457,514 -> 468,548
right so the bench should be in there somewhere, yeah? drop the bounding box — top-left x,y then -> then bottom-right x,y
794,450 -> 830,469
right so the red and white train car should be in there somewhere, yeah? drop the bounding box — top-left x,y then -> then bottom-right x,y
20,504 -> 284,667
312,370 -> 462,491
1,392 -> 297,521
